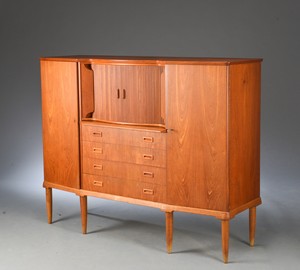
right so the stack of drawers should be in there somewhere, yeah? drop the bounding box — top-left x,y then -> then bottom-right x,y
81,123 -> 166,202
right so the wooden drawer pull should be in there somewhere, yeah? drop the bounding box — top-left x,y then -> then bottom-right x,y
93,180 -> 103,187
93,164 -> 103,170
93,147 -> 103,154
143,171 -> 154,178
92,132 -> 102,137
143,188 -> 154,195
143,136 -> 154,143
143,154 -> 154,160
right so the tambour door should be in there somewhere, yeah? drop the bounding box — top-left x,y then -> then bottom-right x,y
166,64 -> 228,211
91,65 -> 164,125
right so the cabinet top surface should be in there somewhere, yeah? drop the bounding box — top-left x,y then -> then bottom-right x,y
40,55 -> 262,65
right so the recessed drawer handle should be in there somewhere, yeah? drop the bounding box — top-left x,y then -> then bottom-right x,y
93,164 -> 103,170
93,147 -> 103,154
143,136 -> 154,143
143,188 -> 154,195
93,180 -> 103,187
143,171 -> 154,178
143,154 -> 154,160
92,132 -> 102,137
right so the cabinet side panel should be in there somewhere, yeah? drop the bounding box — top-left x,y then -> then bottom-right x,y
229,62 -> 261,210
166,65 -> 228,211
41,60 -> 80,189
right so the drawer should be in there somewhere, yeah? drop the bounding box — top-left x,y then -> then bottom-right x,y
82,141 -> 166,168
82,174 -> 166,202
81,124 -> 166,149
82,158 -> 166,185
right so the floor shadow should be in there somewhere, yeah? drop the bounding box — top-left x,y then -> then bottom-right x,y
51,213 -> 80,224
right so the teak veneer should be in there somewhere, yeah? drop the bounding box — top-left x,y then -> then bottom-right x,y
40,55 -> 262,263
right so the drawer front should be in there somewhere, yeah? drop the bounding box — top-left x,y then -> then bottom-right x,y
81,124 -> 166,149
82,174 -> 166,202
82,141 -> 166,168
82,158 -> 166,185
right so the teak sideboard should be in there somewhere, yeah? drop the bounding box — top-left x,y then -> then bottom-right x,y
40,55 -> 262,263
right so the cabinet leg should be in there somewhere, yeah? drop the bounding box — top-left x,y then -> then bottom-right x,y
221,219 -> 230,264
80,196 -> 87,234
165,211 -> 174,254
45,188 -> 52,224
249,207 -> 256,247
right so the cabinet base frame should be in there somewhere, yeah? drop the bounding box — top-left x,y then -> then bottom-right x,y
43,182 -> 261,263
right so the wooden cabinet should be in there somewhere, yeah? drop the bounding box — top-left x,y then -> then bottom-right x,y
41,56 -> 262,263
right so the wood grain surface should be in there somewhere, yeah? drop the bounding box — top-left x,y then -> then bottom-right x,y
41,60 -> 80,188
91,65 -> 164,125
228,62 -> 261,210
166,64 -> 228,211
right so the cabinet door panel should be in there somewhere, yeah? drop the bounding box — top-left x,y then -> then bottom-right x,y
41,61 -> 80,188
92,65 -> 122,122
122,66 -> 164,124
92,65 -> 164,124
166,65 -> 228,211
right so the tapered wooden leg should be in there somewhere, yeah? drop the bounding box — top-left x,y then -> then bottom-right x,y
45,188 -> 52,224
221,220 -> 230,264
80,196 -> 87,234
249,207 -> 256,247
165,211 -> 174,254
